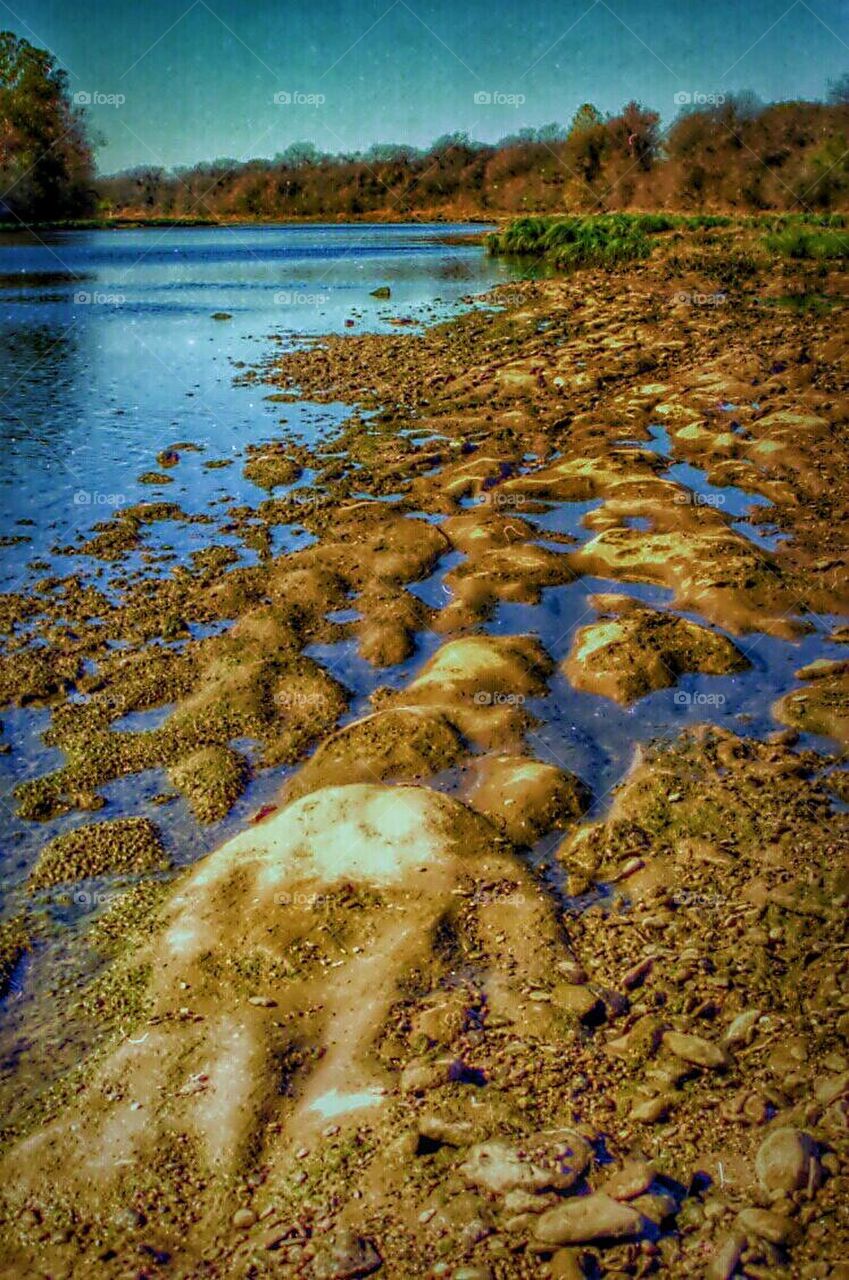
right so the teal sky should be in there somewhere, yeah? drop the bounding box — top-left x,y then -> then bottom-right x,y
6,0 -> 848,172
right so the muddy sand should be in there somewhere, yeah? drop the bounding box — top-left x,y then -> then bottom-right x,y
0,225 -> 848,1279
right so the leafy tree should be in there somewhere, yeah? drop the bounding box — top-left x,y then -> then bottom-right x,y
0,31 -> 95,220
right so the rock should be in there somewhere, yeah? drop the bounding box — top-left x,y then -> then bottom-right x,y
630,1094 -> 671,1123
459,1129 -> 591,1196
814,1071 -> 849,1105
662,1030 -> 730,1070
370,286 -> 391,299
549,1250 -> 587,1279
465,754 -> 589,844
534,1192 -> 643,1245
401,1060 -> 447,1094
561,597 -> 748,705
232,1208 -> 256,1230
630,1192 -> 676,1224
418,1114 -> 478,1147
600,1160 -> 654,1201
755,1127 -> 820,1196
554,982 -> 603,1022
706,1232 -> 746,1280
314,1230 -> 382,1279
736,1207 -> 795,1244
211,312 -> 232,320
502,1189 -> 555,1215
722,1009 -> 761,1048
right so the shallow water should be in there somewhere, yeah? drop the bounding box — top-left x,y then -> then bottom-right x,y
0,223 -> 508,587
0,221 -> 513,879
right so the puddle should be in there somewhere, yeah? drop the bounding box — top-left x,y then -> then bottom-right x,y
525,498 -> 603,541
307,1086 -> 387,1119
666,460 -> 771,518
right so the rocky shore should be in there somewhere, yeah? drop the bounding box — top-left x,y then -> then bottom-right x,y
0,223 -> 847,1278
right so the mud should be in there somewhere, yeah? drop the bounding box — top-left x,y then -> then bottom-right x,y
0,223 -> 848,1278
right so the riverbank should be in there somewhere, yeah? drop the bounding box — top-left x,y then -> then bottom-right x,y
0,220 -> 847,1278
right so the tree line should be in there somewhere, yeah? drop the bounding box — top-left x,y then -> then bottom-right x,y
2,31 -> 848,224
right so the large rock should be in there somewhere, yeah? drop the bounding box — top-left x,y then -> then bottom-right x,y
460,1129 -> 591,1196
755,1127 -> 819,1196
534,1192 -> 643,1245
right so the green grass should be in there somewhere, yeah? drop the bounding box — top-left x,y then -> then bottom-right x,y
763,226 -> 849,259
487,213 -> 666,267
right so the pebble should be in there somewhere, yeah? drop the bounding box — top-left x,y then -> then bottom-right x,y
600,1160 -> 654,1201
662,1030 -> 730,1069
630,1094 -> 671,1123
231,1208 -> 256,1230
706,1232 -> 746,1280
722,1008 -> 761,1048
549,1250 -> 586,1279
736,1206 -> 795,1244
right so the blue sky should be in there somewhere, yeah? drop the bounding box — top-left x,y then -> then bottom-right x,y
6,0 -> 848,172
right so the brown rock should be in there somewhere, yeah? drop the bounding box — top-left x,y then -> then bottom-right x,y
313,1230 -> 382,1279
630,1094 -> 672,1123
231,1208 -> 256,1230
736,1207 -> 796,1245
549,1249 -> 587,1279
706,1232 -> 746,1280
662,1030 -> 730,1070
600,1160 -> 654,1201
755,1127 -> 820,1196
460,1130 -> 592,1196
534,1193 -> 643,1245
555,982 -> 603,1022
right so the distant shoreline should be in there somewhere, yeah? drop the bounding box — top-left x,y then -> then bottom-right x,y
0,215 -> 499,234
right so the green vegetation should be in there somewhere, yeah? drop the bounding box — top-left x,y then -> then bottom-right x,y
0,32 -> 95,222
764,226 -> 849,259
486,213 -> 669,267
